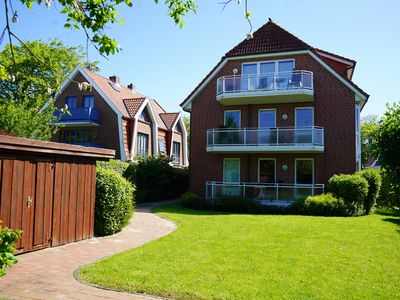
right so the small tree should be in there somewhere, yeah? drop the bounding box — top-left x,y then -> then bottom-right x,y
377,102 -> 400,196
357,169 -> 382,214
361,115 -> 380,167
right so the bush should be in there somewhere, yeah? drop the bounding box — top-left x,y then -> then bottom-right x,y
377,169 -> 400,208
328,174 -> 369,215
181,192 -> 208,210
95,167 -> 135,236
357,169 -> 382,214
0,222 -> 22,276
97,159 -> 129,176
292,193 -> 347,216
123,155 -> 189,203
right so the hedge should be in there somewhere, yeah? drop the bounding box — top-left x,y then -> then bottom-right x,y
357,169 -> 382,214
328,174 -> 368,215
95,167 -> 135,236
292,193 -> 347,216
97,159 -> 129,176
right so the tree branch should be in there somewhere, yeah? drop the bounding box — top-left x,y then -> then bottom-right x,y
4,0 -> 16,69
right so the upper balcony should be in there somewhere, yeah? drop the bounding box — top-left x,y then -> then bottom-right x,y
206,127 -> 324,153
53,107 -> 100,127
216,70 -> 314,105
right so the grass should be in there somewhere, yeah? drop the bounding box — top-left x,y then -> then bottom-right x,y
79,204 -> 400,299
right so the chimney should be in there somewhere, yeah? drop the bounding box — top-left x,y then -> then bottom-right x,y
127,83 -> 135,91
109,75 -> 120,84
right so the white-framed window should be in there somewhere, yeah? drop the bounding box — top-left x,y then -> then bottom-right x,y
295,159 -> 314,185
258,159 -> 276,183
137,133 -> 149,157
158,138 -> 166,153
172,142 -> 180,164
83,95 -> 94,108
258,109 -> 276,129
224,110 -> 241,128
242,59 -> 295,76
223,158 -> 240,183
295,107 -> 314,128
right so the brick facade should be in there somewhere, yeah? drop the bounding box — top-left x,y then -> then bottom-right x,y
188,53 -> 358,196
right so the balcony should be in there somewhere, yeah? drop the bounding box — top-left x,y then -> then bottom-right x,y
206,127 -> 324,153
205,181 -> 325,204
53,107 -> 100,127
216,70 -> 313,105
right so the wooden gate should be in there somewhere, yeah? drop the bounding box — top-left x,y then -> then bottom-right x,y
0,135 -> 114,253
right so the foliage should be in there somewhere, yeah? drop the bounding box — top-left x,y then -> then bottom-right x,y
377,168 -> 400,208
95,167 -> 135,236
361,115 -> 380,167
97,159 -> 129,176
328,174 -> 369,215
357,169 -> 382,214
0,222 -> 22,277
80,203 -> 400,299
0,40 -> 87,140
19,0 -> 196,56
123,155 -> 188,203
292,193 -> 347,216
180,191 -> 207,209
377,102 -> 400,196
217,196 -> 257,213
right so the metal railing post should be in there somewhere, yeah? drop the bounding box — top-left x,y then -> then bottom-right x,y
312,126 -> 314,145
276,128 -> 279,146
243,182 -> 246,198
212,129 -> 215,145
243,128 -> 246,145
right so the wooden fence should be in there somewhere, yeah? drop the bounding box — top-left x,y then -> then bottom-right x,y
0,135 -> 114,253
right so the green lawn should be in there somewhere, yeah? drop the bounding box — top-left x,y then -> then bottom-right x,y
79,204 -> 400,299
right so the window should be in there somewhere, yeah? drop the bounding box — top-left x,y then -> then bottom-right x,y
83,95 -> 94,108
258,109 -> 276,129
295,107 -> 313,127
66,96 -> 77,108
139,108 -> 151,122
62,129 -> 93,146
172,142 -> 180,164
174,122 -> 183,133
223,158 -> 240,183
158,138 -> 166,153
224,110 -> 240,128
137,133 -> 149,157
296,159 -> 313,185
258,159 -> 276,183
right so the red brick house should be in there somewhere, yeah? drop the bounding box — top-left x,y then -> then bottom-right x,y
181,19 -> 368,202
51,65 -> 188,166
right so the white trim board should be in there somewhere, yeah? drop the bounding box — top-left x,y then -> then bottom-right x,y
181,50 -> 368,112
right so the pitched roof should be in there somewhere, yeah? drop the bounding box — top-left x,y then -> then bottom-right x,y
149,99 -> 168,130
225,19 -> 313,57
123,97 -> 146,118
181,19 -> 369,109
315,48 -> 356,64
160,113 -> 179,130
84,68 -> 145,117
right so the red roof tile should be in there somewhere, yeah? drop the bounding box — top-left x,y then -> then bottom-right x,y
149,99 -> 168,130
160,113 -> 179,130
123,98 -> 146,118
225,19 -> 313,57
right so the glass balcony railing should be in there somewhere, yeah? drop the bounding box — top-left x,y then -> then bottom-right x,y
53,107 -> 100,124
217,70 -> 313,96
206,127 -> 324,152
205,181 -> 325,203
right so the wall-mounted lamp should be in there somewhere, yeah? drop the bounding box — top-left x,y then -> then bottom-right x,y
282,114 -> 288,120
282,164 -> 288,171
233,68 -> 238,75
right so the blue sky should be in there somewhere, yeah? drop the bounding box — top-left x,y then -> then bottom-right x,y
8,0 -> 400,116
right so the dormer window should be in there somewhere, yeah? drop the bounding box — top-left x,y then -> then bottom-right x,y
139,108 -> 151,122
174,122 -> 183,133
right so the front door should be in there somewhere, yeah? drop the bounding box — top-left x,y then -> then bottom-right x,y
258,109 -> 276,145
257,159 -> 277,200
223,158 -> 241,196
295,107 -> 313,144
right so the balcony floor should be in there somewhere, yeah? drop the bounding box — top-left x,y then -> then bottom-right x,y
206,145 -> 324,153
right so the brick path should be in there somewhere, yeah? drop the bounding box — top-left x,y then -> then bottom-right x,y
0,202 -> 177,299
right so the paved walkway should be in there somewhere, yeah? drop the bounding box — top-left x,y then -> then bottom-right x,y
0,202 -> 177,299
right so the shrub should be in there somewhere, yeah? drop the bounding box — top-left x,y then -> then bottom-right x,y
97,159 -> 129,176
123,155 -> 189,203
217,196 -> 257,213
95,167 -> 135,236
181,192 -> 208,210
357,169 -> 382,214
377,169 -> 400,208
328,174 -> 369,215
292,193 -> 347,216
0,222 -> 22,277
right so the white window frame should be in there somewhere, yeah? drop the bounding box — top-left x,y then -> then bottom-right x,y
355,104 -> 361,170
295,107 -> 314,128
257,158 -> 276,183
223,158 -> 240,183
258,109 -> 277,128
224,110 -> 241,128
295,158 -> 314,185
242,59 -> 295,75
